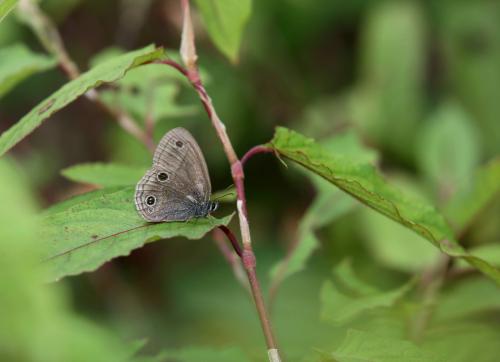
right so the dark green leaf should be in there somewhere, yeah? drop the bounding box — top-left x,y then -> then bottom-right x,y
268,127 -> 500,284
194,0 -> 252,62
0,45 -> 164,157
41,186 -> 233,281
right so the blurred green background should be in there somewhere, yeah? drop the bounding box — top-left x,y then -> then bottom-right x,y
1,0 -> 499,361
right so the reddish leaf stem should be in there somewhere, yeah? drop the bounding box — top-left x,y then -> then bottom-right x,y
241,145 -> 274,168
218,225 -> 243,257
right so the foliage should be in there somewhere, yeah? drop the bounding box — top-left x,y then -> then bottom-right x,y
0,0 -> 499,361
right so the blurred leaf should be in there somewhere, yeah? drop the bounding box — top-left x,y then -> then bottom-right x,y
360,208 -> 440,273
320,261 -> 414,325
271,131 -> 375,284
352,1 -> 425,160
331,329 -> 443,362
422,323 -> 500,362
434,278 -> 500,322
41,186 -> 233,281
162,346 -> 251,362
194,0 -> 252,62
444,158 -> 500,233
0,0 -> 17,23
0,45 -> 164,157
438,2 -> 500,157
99,65 -> 198,122
0,43 -> 56,98
268,127 -> 500,284
62,162 -> 148,187
416,102 -> 480,199
0,159 -> 151,362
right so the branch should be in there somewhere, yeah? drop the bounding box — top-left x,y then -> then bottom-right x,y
164,1 -> 282,360
18,0 -> 154,153
213,227 -> 249,292
241,145 -> 274,167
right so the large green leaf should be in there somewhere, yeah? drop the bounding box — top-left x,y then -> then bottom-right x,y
194,0 -> 252,62
61,162 -> 148,187
41,186 -> 233,282
0,45 -> 164,157
268,127 -> 500,284
0,43 -> 56,98
0,0 -> 17,23
320,261 -> 414,325
331,329 -> 443,362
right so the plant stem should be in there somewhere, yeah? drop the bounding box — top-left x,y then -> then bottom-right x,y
241,145 -> 274,167
218,225 -> 243,257
213,228 -> 249,292
166,1 -> 282,360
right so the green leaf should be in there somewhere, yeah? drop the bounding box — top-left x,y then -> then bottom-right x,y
268,127 -> 500,284
0,45 -> 164,157
62,162 -> 148,187
332,329 -> 444,362
320,261 -> 414,325
434,277 -> 500,322
162,346 -> 251,362
0,0 -> 17,23
194,0 -> 252,62
0,43 -> 56,98
41,186 -> 233,282
359,208 -> 440,273
0,159 -> 153,362
416,102 -> 480,196
352,1 -> 425,160
422,323 -> 500,362
445,158 -> 500,233
99,64 -> 198,121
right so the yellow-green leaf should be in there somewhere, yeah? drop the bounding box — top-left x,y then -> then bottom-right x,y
0,45 -> 164,157
194,0 -> 251,62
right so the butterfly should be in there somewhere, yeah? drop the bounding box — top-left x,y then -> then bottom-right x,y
135,127 -> 218,222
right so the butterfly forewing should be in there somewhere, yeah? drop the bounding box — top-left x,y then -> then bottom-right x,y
135,128 -> 212,222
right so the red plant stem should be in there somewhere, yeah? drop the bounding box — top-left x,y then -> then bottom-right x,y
241,145 -> 274,168
162,2 -> 282,358
218,225 -> 243,257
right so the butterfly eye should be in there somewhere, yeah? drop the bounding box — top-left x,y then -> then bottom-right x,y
146,195 -> 156,206
157,172 -> 168,181
175,140 -> 183,148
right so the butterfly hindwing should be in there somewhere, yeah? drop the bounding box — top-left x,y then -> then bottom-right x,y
135,127 -> 212,222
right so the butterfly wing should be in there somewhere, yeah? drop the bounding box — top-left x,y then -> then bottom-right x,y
135,127 -> 212,222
